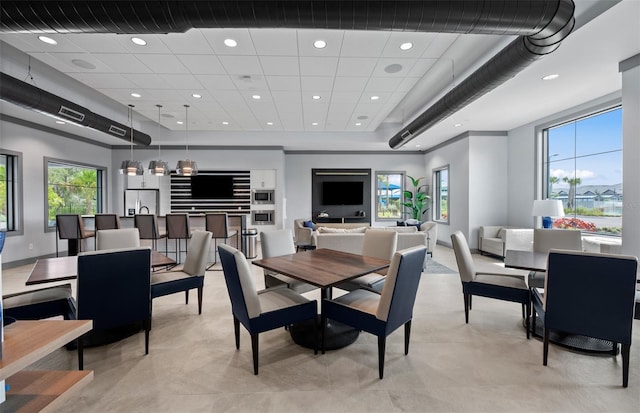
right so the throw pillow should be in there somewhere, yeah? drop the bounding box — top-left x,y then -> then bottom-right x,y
396,220 -> 407,226
497,228 -> 507,239
303,220 -> 315,230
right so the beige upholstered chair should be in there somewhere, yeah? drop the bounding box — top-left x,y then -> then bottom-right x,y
529,228 -> 583,288
94,213 -> 121,231
134,214 -> 166,250
96,228 -> 141,250
260,229 -> 316,293
293,218 -> 315,247
205,213 -> 238,269
55,214 -> 95,256
337,229 -> 397,293
419,221 -> 437,257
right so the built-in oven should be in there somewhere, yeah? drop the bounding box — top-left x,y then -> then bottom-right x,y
252,210 -> 274,225
252,189 -> 275,204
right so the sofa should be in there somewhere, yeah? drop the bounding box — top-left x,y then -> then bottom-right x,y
293,219 -> 369,246
478,226 -> 533,258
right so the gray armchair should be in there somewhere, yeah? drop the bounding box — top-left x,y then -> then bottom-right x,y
293,219 -> 315,246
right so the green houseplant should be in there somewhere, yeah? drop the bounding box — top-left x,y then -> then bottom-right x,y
403,175 -> 430,221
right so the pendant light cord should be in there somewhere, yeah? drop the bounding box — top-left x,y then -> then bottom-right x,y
156,104 -> 163,159
184,104 -> 190,158
129,104 -> 135,160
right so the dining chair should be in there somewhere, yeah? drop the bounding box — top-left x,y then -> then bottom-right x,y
205,213 -> 238,269
151,230 -> 212,315
532,250 -> 637,387
94,213 -> 121,231
96,228 -> 140,250
336,229 -> 397,293
3,283 -> 75,322
322,246 -> 427,379
450,231 -> 531,338
259,229 -> 316,293
165,213 -> 191,263
134,214 -> 167,250
55,214 -> 95,257
218,243 -> 318,375
529,228 -> 582,288
75,248 -> 152,370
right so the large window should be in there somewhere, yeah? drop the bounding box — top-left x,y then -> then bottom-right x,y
0,152 -> 21,232
543,106 -> 622,236
46,159 -> 105,228
433,165 -> 449,223
376,171 -> 404,220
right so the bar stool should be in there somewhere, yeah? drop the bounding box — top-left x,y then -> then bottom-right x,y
165,213 -> 191,263
205,213 -> 238,270
94,213 -> 121,231
55,214 -> 95,257
134,214 -> 167,251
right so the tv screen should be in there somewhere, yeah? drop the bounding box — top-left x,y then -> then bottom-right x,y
322,181 -> 363,205
190,175 -> 234,199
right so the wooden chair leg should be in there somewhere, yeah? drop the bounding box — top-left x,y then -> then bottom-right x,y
404,320 -> 412,355
251,333 -> 259,375
378,336 -> 386,379
233,316 -> 240,349
543,328 -> 550,366
463,294 -> 470,324
621,343 -> 630,388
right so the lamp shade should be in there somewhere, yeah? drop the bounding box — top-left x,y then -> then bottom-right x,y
176,159 -> 198,176
119,160 -> 143,176
148,160 -> 169,176
531,199 -> 565,217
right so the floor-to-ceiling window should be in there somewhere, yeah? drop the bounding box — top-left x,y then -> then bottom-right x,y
433,165 -> 449,223
375,171 -> 404,220
0,151 -> 21,232
543,106 -> 622,236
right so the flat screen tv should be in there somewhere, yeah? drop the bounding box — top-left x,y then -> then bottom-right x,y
322,181 -> 363,205
190,175 -> 234,199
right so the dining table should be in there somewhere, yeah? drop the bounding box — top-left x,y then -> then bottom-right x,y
252,248 -> 390,350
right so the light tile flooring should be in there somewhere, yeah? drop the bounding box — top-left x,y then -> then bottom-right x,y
3,244 -> 639,412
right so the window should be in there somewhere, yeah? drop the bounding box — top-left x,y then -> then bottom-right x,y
433,165 -> 449,223
375,172 -> 404,220
543,106 -> 622,236
0,151 -> 21,232
46,159 -> 105,229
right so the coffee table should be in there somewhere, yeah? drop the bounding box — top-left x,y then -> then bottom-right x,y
252,248 -> 390,350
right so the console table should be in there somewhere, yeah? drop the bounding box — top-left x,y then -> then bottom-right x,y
315,217 -> 369,224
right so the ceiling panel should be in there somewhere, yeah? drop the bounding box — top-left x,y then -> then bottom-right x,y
176,55 -> 226,75
92,53 -> 152,73
218,55 -> 263,75
250,29 -> 298,56
259,56 -> 299,76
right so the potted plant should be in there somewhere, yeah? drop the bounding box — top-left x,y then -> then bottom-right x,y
402,175 -> 430,223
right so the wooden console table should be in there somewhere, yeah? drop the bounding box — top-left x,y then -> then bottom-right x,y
1,320 -> 93,412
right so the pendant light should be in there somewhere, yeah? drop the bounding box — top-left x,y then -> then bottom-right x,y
148,104 -> 169,176
119,104 -> 143,176
176,104 -> 198,176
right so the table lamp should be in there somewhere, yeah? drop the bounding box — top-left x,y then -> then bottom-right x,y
532,199 -> 565,228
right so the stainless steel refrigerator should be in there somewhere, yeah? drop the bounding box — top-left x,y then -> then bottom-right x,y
124,189 -> 159,217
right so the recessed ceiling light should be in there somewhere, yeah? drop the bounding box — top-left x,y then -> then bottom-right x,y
224,38 -> 238,47
267,122 -> 273,126
312,95 -> 321,100
400,42 -> 413,50
355,122 -> 362,126
252,95 -> 261,100
311,122 -> 319,126
38,36 -> 57,45
131,37 -> 147,46
370,96 -> 379,101
313,40 -> 327,49
416,144 -> 422,148
222,121 -> 229,125
177,121 -> 184,125
55,120 -> 65,125
130,93 -> 141,98
192,93 -> 202,99
454,123 -> 462,127
542,73 -> 560,81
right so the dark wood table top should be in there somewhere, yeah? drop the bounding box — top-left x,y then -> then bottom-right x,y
26,250 -> 175,285
252,248 -> 390,288
504,250 -> 548,272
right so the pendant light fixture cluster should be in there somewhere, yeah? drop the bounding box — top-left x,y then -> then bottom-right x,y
176,104 -> 198,176
147,104 -> 169,176
119,104 -> 143,176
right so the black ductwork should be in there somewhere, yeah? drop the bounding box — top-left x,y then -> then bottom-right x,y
0,1 -> 576,149
0,72 -> 151,146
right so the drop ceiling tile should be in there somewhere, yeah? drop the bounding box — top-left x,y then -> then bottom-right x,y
213,91 -> 252,111
250,29 -> 298,56
271,91 -> 303,112
328,92 -> 361,107
300,76 -> 334,91
93,54 -> 152,73
299,57 -> 338,76
397,77 -> 421,92
64,34 -> 129,53
371,58 -> 417,76
51,53 -> 114,73
336,58 -> 377,77
3,33 -> 85,53
75,73 -> 137,89
115,34 -> 173,54
297,30 -> 344,57
218,55 -> 263,75
201,29 -> 256,55
196,74 -> 237,90
422,33 -> 460,58
123,74 -> 171,89
28,52 -> 85,73
364,77 -> 404,92
230,74 -> 268,91
159,31 -> 214,54
333,77 -> 368,92
266,76 -> 301,91
279,115 -> 304,130
177,55 -> 226,75
158,74 -> 203,90
259,56 -> 300,76
380,32 -> 437,58
407,59 -> 437,77
136,55 -> 189,74
341,31 -> 389,57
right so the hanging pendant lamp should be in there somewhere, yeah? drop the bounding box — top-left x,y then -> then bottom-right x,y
119,104 -> 143,176
176,104 -> 198,176
148,104 -> 169,176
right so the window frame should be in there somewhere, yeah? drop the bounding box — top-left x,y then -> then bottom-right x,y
44,157 -> 107,232
375,171 -> 405,221
0,149 -> 24,236
432,165 -> 449,224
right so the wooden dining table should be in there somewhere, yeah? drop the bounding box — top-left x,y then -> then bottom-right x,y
252,248 -> 390,350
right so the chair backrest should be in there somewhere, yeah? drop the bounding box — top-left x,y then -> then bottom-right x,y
362,229 -> 397,260
182,230 -> 212,276
56,214 -> 82,240
260,229 -> 296,258
134,214 -> 161,239
377,247 -> 427,330
77,248 -> 151,330
166,213 -> 190,239
450,231 -> 476,282
544,250 -> 637,344
206,213 -> 231,238
96,228 -> 141,250
533,229 -> 582,253
218,244 -> 262,325
94,213 -> 121,231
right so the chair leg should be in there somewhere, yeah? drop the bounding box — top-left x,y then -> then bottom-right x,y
543,328 -> 550,366
234,316 -> 240,349
463,294 -> 470,324
404,320 -> 412,355
78,336 -> 85,370
144,319 -> 150,355
611,341 -> 618,356
251,333 -> 259,375
378,336 -> 386,379
469,295 -> 472,310
621,343 -> 630,388
321,314 -> 326,354
313,315 -> 318,355
521,303 -> 525,319
525,301 -> 531,339
197,287 -> 203,314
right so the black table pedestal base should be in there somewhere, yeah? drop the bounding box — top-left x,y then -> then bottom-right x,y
530,317 -> 616,355
289,316 -> 359,350
66,323 -> 143,349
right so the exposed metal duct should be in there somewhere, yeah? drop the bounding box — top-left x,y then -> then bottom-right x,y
0,72 -> 152,146
0,1 -> 576,149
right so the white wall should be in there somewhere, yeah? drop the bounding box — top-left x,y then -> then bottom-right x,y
621,62 -> 640,257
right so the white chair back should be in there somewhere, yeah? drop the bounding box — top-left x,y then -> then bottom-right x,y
183,230 -> 212,276
219,244 -> 262,318
260,229 -> 296,258
533,229 -> 582,253
363,229 -> 397,275
96,228 -> 140,250
450,231 -> 476,282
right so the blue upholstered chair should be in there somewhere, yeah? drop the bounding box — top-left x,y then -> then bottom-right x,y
3,283 -> 75,323
322,246 -> 427,379
450,231 -> 531,338
218,243 -> 318,375
75,248 -> 152,370
532,250 -> 637,387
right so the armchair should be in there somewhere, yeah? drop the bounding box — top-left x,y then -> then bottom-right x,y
3,283 -> 75,322
293,219 -> 315,247
419,221 -> 437,256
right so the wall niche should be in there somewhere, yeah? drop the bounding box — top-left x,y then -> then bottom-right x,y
311,168 -> 371,223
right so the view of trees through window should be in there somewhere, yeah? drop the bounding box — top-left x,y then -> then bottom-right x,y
544,107 -> 622,236
376,172 -> 404,220
433,166 -> 449,222
47,160 -> 104,227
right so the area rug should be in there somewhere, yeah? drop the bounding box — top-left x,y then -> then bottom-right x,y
424,259 -> 458,274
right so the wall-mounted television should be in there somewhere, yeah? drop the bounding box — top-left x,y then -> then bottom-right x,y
190,175 -> 234,199
322,181 -> 363,205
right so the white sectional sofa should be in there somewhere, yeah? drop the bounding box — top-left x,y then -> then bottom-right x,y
478,226 -> 533,258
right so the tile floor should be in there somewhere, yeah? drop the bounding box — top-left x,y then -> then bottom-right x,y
3,243 -> 639,412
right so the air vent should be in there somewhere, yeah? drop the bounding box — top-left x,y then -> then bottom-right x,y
58,105 -> 85,122
108,125 -> 127,136
401,130 -> 412,140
